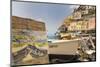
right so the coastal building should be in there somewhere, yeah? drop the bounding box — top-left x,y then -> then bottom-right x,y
56,5 -> 96,39
87,17 -> 96,30
67,5 -> 95,31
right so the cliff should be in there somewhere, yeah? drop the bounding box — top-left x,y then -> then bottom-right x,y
12,16 -> 46,31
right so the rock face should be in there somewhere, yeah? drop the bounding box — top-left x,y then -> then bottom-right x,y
12,16 -> 46,31
11,16 -> 49,65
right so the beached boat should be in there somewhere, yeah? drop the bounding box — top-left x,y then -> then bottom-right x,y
49,39 -> 80,55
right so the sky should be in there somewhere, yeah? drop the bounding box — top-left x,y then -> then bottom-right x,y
12,1 -> 79,36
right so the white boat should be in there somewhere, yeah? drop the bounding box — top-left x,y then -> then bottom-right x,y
48,39 -> 80,55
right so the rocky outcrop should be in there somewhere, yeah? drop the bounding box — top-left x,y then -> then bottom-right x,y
12,16 -> 46,31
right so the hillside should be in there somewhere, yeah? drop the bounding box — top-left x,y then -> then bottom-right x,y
12,16 -> 46,31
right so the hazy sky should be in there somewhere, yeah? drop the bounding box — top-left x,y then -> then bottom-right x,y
12,1 -> 79,36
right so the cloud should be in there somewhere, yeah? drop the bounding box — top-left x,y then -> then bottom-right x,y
68,5 -> 79,13
69,5 -> 79,9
